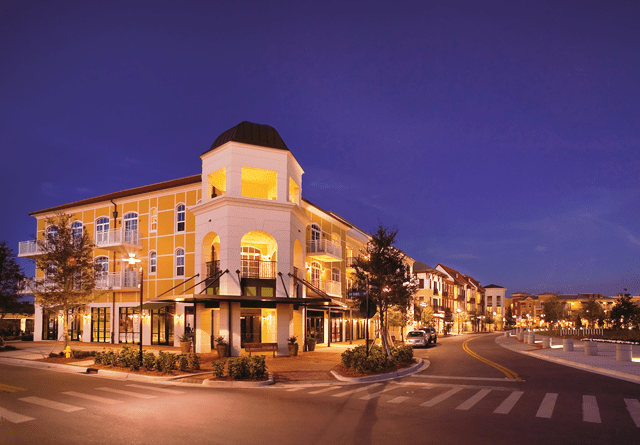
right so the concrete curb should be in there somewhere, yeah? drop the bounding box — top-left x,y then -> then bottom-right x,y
329,358 -> 430,383
495,336 -> 640,385
203,372 -> 275,388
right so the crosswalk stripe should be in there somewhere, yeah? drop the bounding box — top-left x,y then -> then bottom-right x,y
456,389 -> 491,411
420,387 -> 463,407
126,384 -> 185,394
286,387 -> 306,392
0,383 -> 25,393
583,395 -> 601,423
624,399 -> 640,428
493,391 -> 523,414
388,396 -> 410,404
95,387 -> 157,399
359,387 -> 396,401
307,387 -> 339,395
19,396 -> 84,413
332,383 -> 383,398
62,391 -> 122,405
535,393 -> 558,419
0,406 -> 35,423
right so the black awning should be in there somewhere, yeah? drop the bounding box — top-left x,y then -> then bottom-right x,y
141,302 -> 173,310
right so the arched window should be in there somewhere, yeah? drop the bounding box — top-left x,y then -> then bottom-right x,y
95,256 -> 109,272
310,224 -> 321,242
176,249 -> 185,276
331,267 -> 340,283
95,217 -> 109,244
149,251 -> 157,274
241,246 -> 261,278
176,204 -> 186,232
124,212 -> 138,232
311,262 -> 321,288
71,221 -> 83,238
95,256 -> 109,288
149,208 -> 157,232
45,225 -> 58,240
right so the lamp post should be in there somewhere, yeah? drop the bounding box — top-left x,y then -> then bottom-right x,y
456,308 -> 462,334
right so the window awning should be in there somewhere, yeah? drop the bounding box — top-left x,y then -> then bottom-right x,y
141,302 -> 173,310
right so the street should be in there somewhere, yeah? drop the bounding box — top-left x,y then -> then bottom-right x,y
1,334 -> 639,445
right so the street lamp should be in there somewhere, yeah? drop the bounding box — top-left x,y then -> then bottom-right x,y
456,308 -> 462,334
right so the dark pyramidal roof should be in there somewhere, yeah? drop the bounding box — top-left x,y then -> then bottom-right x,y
204,121 -> 289,155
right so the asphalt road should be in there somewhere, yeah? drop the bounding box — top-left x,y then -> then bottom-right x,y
1,333 -> 639,445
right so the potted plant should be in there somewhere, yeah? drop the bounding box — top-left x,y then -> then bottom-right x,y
306,335 -> 316,352
287,335 -> 299,356
179,332 -> 192,354
215,335 -> 228,358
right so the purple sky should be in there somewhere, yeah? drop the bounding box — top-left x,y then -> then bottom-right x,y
2,1 -> 639,296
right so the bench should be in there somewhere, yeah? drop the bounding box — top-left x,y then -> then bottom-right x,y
244,342 -> 278,357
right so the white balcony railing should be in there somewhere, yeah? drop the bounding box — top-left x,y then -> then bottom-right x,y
95,229 -> 142,250
18,240 -> 44,257
95,272 -> 140,290
310,279 -> 342,297
307,239 -> 342,259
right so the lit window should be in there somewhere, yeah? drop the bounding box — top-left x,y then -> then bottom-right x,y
71,221 -> 83,238
331,267 -> 340,283
176,249 -> 185,276
150,208 -> 157,232
124,212 -> 138,232
311,262 -> 321,287
241,166 -> 277,200
289,177 -> 300,205
46,225 -> 58,239
149,251 -> 157,274
176,204 -> 186,232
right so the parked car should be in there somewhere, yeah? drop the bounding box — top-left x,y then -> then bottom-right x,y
405,330 -> 428,348
420,327 -> 438,344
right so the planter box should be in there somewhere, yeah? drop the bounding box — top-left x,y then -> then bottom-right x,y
616,344 -> 632,362
584,341 -> 598,356
563,338 -> 574,352
542,337 -> 551,348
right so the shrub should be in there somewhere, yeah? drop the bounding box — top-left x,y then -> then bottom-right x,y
118,346 -> 141,370
393,345 -> 414,363
178,354 -> 189,372
227,356 -> 267,380
156,351 -> 177,373
102,349 -> 118,367
142,352 -> 156,371
187,352 -> 200,371
340,345 -> 408,374
93,351 -> 103,364
211,360 -> 225,379
72,350 -> 95,359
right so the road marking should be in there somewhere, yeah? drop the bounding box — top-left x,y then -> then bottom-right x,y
493,391 -> 523,414
411,375 -> 520,382
0,406 -> 35,423
126,384 -> 185,394
95,387 -> 157,399
359,387 -> 397,401
308,386 -> 339,395
0,383 -> 25,393
582,395 -> 601,423
456,389 -> 491,411
388,396 -> 410,404
286,387 -> 306,392
624,399 -> 640,428
420,387 -> 463,407
463,337 -> 521,381
62,391 -> 122,405
19,396 -> 84,413
535,393 -> 558,419
332,383 -> 383,398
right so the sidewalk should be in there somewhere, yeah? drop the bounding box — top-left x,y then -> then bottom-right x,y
496,334 -> 640,384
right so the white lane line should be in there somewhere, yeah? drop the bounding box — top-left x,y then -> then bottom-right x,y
0,406 -> 35,423
456,389 -> 491,411
535,393 -> 558,419
126,384 -> 185,394
359,387 -> 397,401
95,387 -> 157,399
19,396 -> 84,413
286,387 -> 306,392
582,395 -> 601,423
420,387 -> 464,407
62,391 -> 122,405
624,399 -> 640,428
388,396 -> 410,404
332,383 -> 383,398
307,387 -> 339,395
493,391 -> 524,414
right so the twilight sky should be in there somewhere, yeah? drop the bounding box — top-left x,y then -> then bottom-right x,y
2,1 -> 639,296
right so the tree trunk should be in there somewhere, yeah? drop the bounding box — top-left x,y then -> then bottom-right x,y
380,307 -> 391,356
63,305 -> 69,348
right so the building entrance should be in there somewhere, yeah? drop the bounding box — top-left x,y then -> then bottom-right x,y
306,310 -> 325,343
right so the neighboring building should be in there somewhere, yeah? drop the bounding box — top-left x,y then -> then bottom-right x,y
484,284 -> 506,329
412,261 -> 451,333
435,264 -> 485,333
19,121 -> 373,355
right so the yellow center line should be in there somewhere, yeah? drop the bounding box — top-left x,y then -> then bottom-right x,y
0,383 -> 26,393
462,337 -> 522,382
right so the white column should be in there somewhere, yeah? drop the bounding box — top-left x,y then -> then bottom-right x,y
276,303 -> 293,356
34,305 -> 43,341
195,304 -> 211,354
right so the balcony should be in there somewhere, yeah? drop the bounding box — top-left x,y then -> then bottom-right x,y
95,272 -> 140,291
307,239 -> 342,262
95,229 -> 143,252
18,240 -> 45,258
241,259 -> 276,279
310,279 -> 342,297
